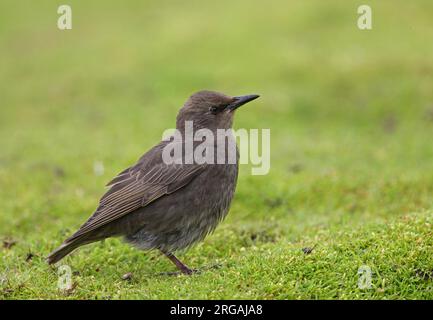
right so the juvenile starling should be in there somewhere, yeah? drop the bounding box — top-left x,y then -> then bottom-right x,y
47,90 -> 260,274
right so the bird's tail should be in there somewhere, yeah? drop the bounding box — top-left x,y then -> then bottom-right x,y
46,240 -> 81,265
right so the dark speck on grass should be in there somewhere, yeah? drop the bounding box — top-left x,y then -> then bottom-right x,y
62,282 -> 78,296
53,166 -> 66,178
302,246 -> 316,255
25,252 -> 34,262
382,114 -> 397,133
288,163 -> 304,174
122,272 -> 133,281
2,288 -> 14,297
244,229 -> 279,244
415,269 -> 433,280
264,197 -> 285,209
2,238 -> 17,249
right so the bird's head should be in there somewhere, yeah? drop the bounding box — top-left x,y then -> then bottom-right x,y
176,90 -> 260,130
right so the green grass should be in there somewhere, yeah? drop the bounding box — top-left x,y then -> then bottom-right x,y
1,0 -> 433,299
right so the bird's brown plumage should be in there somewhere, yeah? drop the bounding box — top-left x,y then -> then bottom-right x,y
47,141 -> 206,264
47,90 -> 259,271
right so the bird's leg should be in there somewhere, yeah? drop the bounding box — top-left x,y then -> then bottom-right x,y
162,251 -> 194,275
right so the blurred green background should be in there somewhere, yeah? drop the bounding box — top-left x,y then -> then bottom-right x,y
1,0 -> 433,299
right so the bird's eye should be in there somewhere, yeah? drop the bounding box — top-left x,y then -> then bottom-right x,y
209,106 -> 218,114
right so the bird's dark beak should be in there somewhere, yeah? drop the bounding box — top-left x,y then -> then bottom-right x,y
227,94 -> 260,112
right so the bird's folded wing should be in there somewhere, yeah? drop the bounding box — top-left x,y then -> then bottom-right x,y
66,162 -> 205,242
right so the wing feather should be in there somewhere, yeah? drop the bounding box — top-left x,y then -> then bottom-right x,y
67,160 -> 205,242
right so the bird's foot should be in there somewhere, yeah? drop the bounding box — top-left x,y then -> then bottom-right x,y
180,266 -> 194,275
161,251 -> 199,276
160,251 -> 222,276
